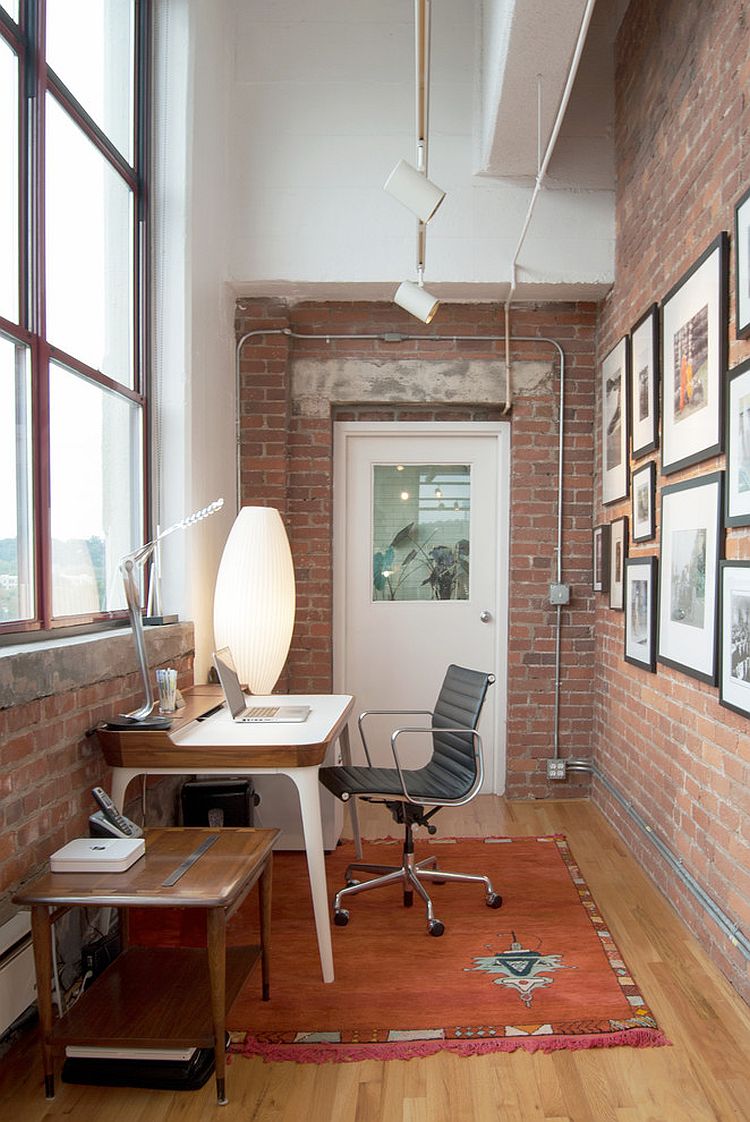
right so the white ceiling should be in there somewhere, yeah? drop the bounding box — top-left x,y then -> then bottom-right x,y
220,0 -> 625,303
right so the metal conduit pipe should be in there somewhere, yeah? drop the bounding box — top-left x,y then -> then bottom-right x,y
565,759 -> 750,961
235,326 -> 568,762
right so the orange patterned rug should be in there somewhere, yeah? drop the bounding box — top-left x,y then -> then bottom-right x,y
131,835 -> 668,1063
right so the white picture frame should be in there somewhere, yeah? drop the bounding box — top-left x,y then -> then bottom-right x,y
630,305 -> 659,459
657,471 -> 723,683
601,337 -> 629,506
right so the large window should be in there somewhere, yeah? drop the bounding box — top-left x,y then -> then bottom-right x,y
0,1 -> 148,634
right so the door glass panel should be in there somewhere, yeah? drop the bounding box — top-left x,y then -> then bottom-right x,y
372,464 -> 470,601
49,361 -> 142,617
0,38 -> 19,323
46,0 -> 135,161
0,335 -> 34,622
45,95 -> 134,387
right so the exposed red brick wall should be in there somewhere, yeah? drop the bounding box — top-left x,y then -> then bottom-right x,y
236,299 -> 596,799
596,0 -> 750,999
0,650 -> 192,900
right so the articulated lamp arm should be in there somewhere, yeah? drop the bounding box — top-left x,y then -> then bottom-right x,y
119,499 -> 224,721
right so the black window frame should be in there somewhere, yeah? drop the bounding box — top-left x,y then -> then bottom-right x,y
0,0 -> 151,639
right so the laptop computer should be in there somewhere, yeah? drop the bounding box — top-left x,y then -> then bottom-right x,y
212,647 -> 310,723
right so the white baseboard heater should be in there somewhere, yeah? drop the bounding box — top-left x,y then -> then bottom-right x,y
0,912 -> 36,1037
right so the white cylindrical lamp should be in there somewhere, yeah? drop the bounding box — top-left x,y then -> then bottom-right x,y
213,506 -> 296,694
394,279 -> 440,324
384,159 -> 445,223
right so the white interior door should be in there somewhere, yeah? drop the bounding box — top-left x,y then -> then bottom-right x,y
333,422 -> 509,793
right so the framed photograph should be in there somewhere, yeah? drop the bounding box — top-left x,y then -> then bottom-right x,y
632,460 -> 656,542
608,517 -> 628,610
601,336 -> 629,505
630,304 -> 659,459
726,356 -> 750,525
657,471 -> 724,683
593,524 -> 610,593
735,185 -> 750,339
719,561 -> 750,716
661,233 -> 728,475
624,556 -> 658,671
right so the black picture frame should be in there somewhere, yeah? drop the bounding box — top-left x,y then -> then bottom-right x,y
631,460 -> 656,543
657,471 -> 724,684
719,560 -> 750,716
725,355 -> 750,526
630,304 -> 659,459
660,233 -> 728,475
609,517 -> 628,611
601,336 -> 629,506
735,185 -> 750,340
593,524 -> 610,593
624,556 -> 658,672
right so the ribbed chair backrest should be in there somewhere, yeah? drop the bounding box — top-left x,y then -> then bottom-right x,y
427,664 -> 493,795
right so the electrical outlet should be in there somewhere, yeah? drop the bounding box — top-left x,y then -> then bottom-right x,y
546,758 -> 567,780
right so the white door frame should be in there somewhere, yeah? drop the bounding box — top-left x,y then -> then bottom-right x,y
333,420 -> 511,794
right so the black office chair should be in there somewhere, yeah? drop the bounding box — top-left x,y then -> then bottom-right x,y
319,664 -> 502,936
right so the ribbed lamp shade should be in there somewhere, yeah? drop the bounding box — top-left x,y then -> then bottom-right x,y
213,507 -> 296,694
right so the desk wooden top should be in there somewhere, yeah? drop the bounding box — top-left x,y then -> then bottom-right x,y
13,827 -> 279,909
96,686 -> 354,770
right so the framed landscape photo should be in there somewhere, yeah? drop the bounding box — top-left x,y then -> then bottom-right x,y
632,460 -> 656,542
726,356 -> 750,525
735,185 -> 750,339
719,560 -> 750,716
601,337 -> 629,505
624,556 -> 658,671
630,304 -> 659,459
657,471 -> 724,684
593,523 -> 610,593
608,517 -> 628,610
661,233 -> 728,475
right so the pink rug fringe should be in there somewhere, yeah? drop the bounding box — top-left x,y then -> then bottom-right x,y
233,1027 -> 670,1065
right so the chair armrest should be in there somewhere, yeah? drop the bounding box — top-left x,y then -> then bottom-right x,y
357,709 -> 432,766
388,726 -> 484,808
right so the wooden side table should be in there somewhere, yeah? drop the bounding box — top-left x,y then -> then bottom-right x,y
13,827 -> 278,1106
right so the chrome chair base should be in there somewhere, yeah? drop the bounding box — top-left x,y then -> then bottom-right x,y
333,849 -> 502,937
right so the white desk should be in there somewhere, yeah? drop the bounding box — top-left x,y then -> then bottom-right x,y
96,689 -> 359,984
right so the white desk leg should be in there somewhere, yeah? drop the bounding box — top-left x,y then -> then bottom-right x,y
110,768 -> 139,813
338,724 -> 362,860
287,768 -> 334,984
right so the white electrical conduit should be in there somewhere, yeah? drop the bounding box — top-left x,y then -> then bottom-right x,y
503,0 -> 597,414
234,326 -> 567,761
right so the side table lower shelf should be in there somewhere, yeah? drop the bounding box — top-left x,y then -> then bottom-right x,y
49,945 -> 260,1050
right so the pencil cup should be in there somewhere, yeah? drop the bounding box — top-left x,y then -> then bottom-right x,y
156,668 -> 178,713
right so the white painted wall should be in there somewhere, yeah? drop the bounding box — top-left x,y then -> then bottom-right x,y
227,0 -> 614,300
152,0 -> 237,682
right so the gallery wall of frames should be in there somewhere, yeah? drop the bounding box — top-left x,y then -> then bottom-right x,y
595,190 -> 750,718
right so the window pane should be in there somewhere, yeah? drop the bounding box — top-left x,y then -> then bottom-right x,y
46,0 -> 135,161
0,335 -> 34,623
0,38 -> 19,323
372,465 -> 471,602
49,362 -> 142,618
46,95 -> 134,387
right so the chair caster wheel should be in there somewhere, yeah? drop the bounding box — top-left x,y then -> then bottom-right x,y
486,892 -> 503,909
346,879 -> 360,887
428,920 -> 445,937
334,909 -> 349,926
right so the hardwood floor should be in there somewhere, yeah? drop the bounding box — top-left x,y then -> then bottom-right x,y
2,797 -> 749,1121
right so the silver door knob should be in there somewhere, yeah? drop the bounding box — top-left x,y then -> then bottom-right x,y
480,610 -> 492,623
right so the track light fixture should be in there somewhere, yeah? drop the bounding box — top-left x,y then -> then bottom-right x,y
384,158 -> 445,223
387,0 -> 443,323
394,276 -> 439,324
